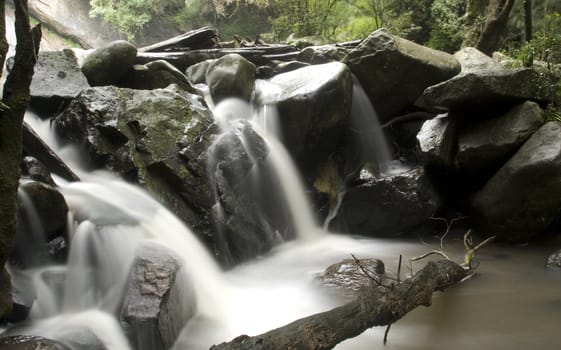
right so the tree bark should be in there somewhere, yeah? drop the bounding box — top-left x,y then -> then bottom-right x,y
0,0 -> 41,318
475,0 -> 516,55
462,0 -> 490,47
210,259 -> 468,350
523,0 -> 532,42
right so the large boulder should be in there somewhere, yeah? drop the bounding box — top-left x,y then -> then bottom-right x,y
206,54 -> 256,103
457,101 -> 545,175
299,44 -> 351,64
258,62 -> 352,177
30,50 -> 90,112
81,40 -> 137,86
119,60 -> 196,92
471,122 -> 561,242
329,164 -> 440,236
343,29 -> 461,122
417,47 -> 551,111
120,244 -> 195,350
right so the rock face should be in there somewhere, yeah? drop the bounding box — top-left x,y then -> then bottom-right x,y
471,122 -> 561,242
30,50 -> 90,112
457,101 -> 545,175
329,164 -> 439,236
416,114 -> 457,167
417,47 -> 550,111
259,62 -> 352,176
316,258 -> 384,298
343,29 -> 461,122
81,41 -> 138,86
120,244 -> 195,350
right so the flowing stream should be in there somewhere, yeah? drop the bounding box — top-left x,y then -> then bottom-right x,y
9,106 -> 561,350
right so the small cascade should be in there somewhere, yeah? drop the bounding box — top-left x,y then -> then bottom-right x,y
14,187 -> 50,267
208,93 -> 319,243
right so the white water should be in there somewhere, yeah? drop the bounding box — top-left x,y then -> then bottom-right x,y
12,108 -> 561,350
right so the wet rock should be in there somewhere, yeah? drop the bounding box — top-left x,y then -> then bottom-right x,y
53,85 -> 216,246
30,49 -> 90,112
272,61 -> 310,75
457,101 -> 545,175
21,156 -> 55,186
120,244 -> 195,350
471,122 -> 561,242
81,40 -> 137,86
416,114 -> 457,167
18,181 -> 68,239
299,44 -> 351,64
185,59 -> 214,84
546,249 -> 561,270
119,60 -> 196,92
258,62 -> 352,176
0,335 -> 71,350
330,164 -> 440,237
316,258 -> 385,298
417,47 -> 551,112
206,54 -> 256,103
343,29 -> 461,122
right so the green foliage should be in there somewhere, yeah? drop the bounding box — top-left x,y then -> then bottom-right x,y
426,0 -> 465,52
89,0 -> 183,40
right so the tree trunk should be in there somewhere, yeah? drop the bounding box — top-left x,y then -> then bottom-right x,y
475,0 -> 516,55
0,0 -> 41,318
524,0 -> 532,42
211,259 -> 468,350
462,0 -> 490,47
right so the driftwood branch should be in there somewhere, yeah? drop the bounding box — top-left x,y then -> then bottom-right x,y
210,259 -> 468,350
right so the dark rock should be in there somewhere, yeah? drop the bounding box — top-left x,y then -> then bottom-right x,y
120,244 -> 195,350
330,164 -> 440,236
81,40 -> 137,86
471,122 -> 561,242
185,59 -> 214,84
257,62 -> 352,177
416,114 -> 457,167
206,54 -> 256,103
343,29 -> 461,122
417,47 -> 551,111
18,181 -> 68,239
0,335 -> 71,350
21,156 -> 55,186
546,249 -> 561,269
119,60 -> 196,92
30,50 -> 90,112
316,258 -> 385,299
299,44 -> 351,64
457,101 -> 545,175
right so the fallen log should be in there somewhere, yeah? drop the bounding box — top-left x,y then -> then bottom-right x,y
138,27 -> 220,53
210,259 -> 469,350
136,46 -> 300,71
22,121 -> 80,182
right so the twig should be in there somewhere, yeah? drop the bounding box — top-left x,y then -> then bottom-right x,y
429,216 -> 468,249
351,254 -> 385,287
383,323 -> 392,345
410,250 -> 452,262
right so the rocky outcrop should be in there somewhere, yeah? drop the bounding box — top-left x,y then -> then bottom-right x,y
343,29 -> 461,122
258,62 -> 352,177
471,122 -> 561,242
81,41 -> 137,86
120,244 -> 195,350
457,101 -> 545,175
329,164 -> 439,237
417,47 -> 551,111
29,50 -> 90,112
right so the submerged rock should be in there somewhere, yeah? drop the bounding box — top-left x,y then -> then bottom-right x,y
81,40 -> 137,86
457,101 -> 545,175
343,29 -> 461,122
30,49 -> 90,112
330,164 -> 439,237
120,244 -> 195,350
316,258 -> 385,298
546,249 -> 561,270
471,122 -> 561,242
0,335 -> 71,350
